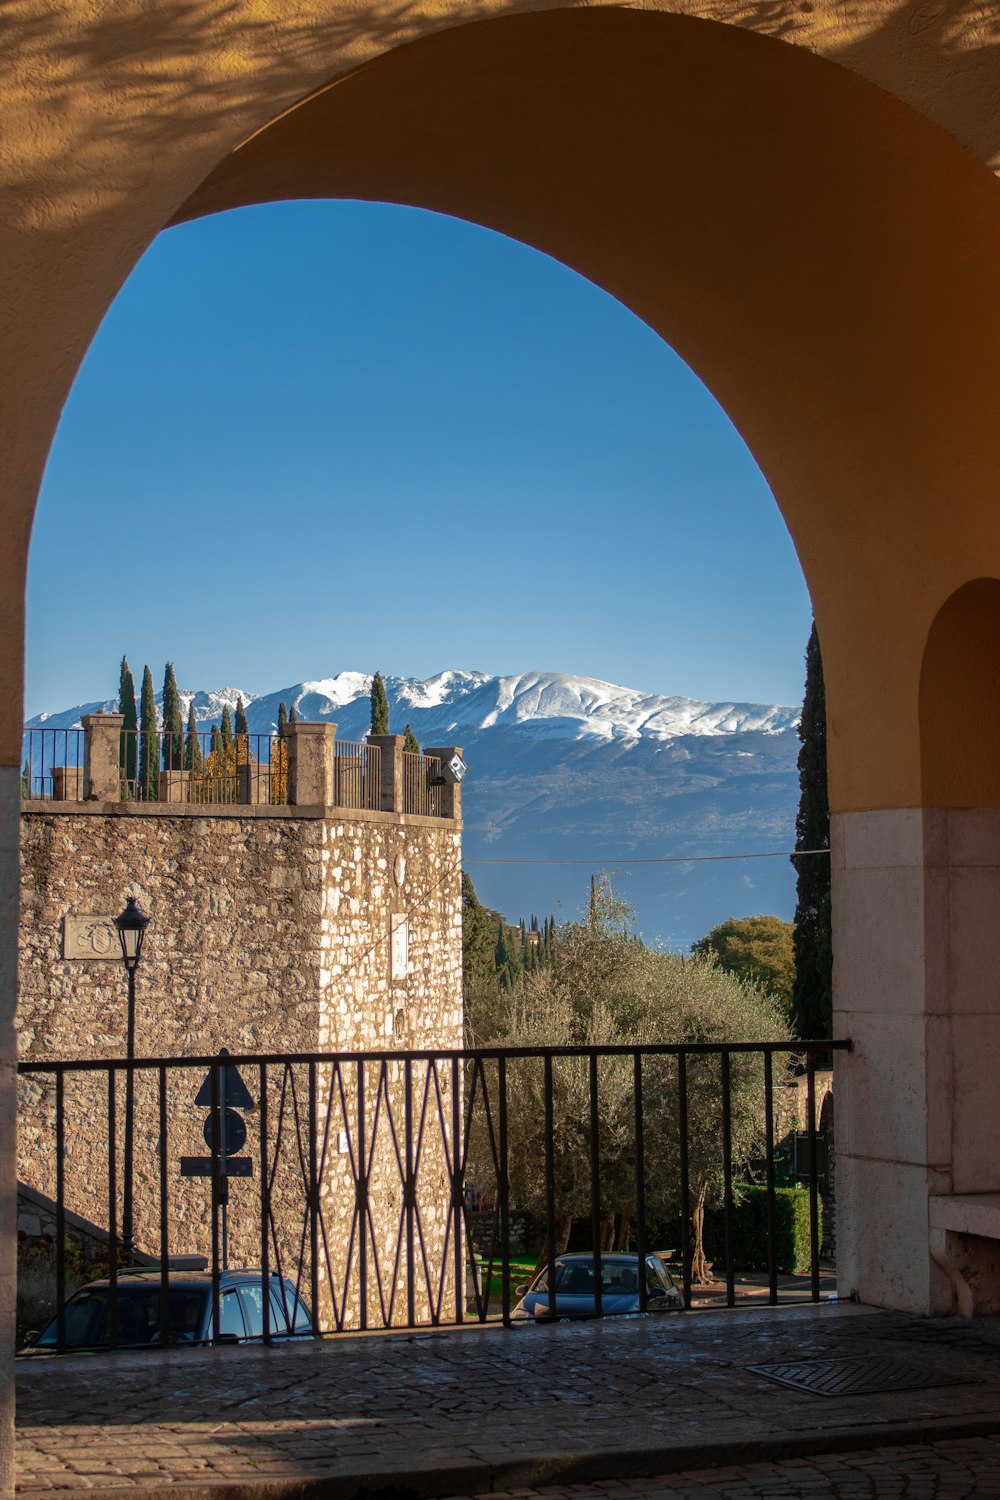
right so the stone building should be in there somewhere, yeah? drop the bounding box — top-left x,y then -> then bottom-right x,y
17,716 -> 465,1326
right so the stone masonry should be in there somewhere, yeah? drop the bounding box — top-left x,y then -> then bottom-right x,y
16,721 -> 465,1328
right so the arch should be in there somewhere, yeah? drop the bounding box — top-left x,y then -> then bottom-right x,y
4,7 -> 1000,821
920,579 -> 1000,808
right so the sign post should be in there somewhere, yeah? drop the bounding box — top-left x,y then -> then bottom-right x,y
180,1048 -> 254,1269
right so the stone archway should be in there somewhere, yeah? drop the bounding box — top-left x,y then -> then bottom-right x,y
6,2 -> 1000,1482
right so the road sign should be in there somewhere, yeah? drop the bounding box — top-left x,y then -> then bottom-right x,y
179,1156 -> 253,1178
204,1108 -> 247,1156
194,1049 -> 254,1110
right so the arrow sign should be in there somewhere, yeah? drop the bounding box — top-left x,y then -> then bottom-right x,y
194,1048 -> 255,1110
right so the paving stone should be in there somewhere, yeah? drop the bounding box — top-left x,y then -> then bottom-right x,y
15,1305 -> 1000,1497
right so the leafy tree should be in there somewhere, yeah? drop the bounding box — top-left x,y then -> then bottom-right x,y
403,723 -> 420,755
161,663 -> 183,771
220,705 -> 233,751
118,656 -> 138,792
692,915 -> 795,1023
370,672 -> 389,736
138,665 -> 159,801
791,623 -> 832,1038
493,923 -> 522,992
468,879 -> 787,1277
184,703 -> 203,776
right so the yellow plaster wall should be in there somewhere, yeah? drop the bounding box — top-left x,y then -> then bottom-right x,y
3,1 -> 1000,814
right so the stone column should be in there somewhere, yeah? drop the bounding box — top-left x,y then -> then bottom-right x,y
368,735 -> 404,813
286,722 -> 336,806
833,807 -> 1000,1315
0,770 -> 19,1498
424,746 -> 464,821
82,713 -> 123,802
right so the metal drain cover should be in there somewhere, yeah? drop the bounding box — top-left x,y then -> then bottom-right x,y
748,1356 -> 968,1397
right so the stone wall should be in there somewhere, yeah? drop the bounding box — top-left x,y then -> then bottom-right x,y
17,802 -> 463,1326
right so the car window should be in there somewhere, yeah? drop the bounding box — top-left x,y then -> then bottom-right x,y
645,1258 -> 673,1292
219,1289 -> 245,1338
267,1281 -> 311,1332
237,1283 -> 265,1338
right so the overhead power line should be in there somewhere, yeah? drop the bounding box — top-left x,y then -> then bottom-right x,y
463,848 -> 831,867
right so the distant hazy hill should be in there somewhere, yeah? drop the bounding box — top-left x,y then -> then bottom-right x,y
28,670 -> 801,948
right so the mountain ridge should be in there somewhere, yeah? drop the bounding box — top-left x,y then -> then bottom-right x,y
26,669 -> 802,949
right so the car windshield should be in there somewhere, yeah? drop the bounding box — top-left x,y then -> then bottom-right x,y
532,1259 -> 644,1295
37,1286 -> 208,1348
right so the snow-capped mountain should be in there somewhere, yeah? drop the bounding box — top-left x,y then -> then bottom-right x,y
27,670 -> 802,948
29,669 -> 798,747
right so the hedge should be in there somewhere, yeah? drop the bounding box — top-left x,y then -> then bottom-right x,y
703,1185 -> 817,1275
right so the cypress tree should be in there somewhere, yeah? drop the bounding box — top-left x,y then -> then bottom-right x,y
791,622 -> 832,1037
289,703 -> 299,725
162,662 -> 183,771
118,656 -> 138,793
185,703 -> 203,775
210,723 -> 221,757
370,672 -> 389,736
278,702 -> 288,736
220,705 -> 233,750
234,695 -> 249,767
462,873 -> 499,997
138,665 -> 159,801
403,723 -> 420,755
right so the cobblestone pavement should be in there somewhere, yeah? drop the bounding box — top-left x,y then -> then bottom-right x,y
16,1304 -> 1000,1498
447,1437 -> 1000,1498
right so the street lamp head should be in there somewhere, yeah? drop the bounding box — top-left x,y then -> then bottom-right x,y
114,895 -> 150,969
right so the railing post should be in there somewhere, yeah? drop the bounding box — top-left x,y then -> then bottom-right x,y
286,722 -> 337,806
82,713 -> 124,802
368,734 -> 403,812
424,745 -> 464,820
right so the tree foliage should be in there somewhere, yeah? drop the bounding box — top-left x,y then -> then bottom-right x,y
792,622 -> 832,1037
369,672 -> 389,736
462,873 -> 499,1000
118,656 -> 138,792
692,915 -> 795,1023
184,703 -> 202,776
161,663 -> 183,771
403,723 -> 420,755
138,665 -> 158,801
467,879 -> 788,1278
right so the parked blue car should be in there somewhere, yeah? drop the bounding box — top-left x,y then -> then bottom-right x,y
24,1266 -> 312,1351
512,1252 -> 682,1322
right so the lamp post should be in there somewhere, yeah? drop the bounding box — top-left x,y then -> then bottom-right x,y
114,895 -> 150,1260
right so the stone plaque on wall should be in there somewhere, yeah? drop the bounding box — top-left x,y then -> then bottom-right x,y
63,915 -> 119,960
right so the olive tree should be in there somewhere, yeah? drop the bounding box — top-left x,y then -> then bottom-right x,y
466,880 -> 788,1279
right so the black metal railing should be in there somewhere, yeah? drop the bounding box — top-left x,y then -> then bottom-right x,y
403,752 -> 444,816
16,1039 -> 849,1352
20,728 -> 84,800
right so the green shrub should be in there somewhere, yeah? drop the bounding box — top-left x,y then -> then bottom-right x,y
703,1185 -> 817,1274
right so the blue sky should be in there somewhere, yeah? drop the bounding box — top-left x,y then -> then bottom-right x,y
26,200 -> 812,719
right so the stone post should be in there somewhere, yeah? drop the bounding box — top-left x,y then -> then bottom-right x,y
368,735 -> 404,813
424,746 -> 464,821
286,722 -> 336,806
51,766 -> 83,802
82,713 -> 123,802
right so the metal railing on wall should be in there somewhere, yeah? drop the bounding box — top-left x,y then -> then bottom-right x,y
403,753 -> 444,817
20,729 -> 84,801
17,1038 -> 848,1352
333,740 -> 381,812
